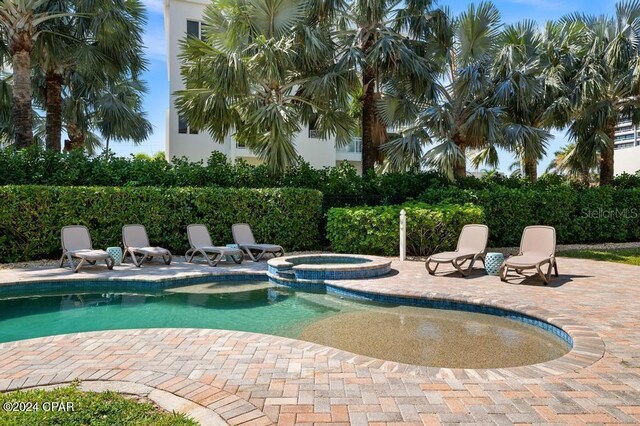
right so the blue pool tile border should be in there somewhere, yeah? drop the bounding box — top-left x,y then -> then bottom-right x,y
325,285 -> 574,347
0,273 -> 266,296
0,270 -> 573,349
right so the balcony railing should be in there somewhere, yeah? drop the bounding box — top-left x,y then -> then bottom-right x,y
615,133 -> 636,142
338,137 -> 362,153
615,142 -> 635,150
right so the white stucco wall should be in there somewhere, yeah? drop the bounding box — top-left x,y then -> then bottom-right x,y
614,146 -> 640,175
163,0 -> 361,169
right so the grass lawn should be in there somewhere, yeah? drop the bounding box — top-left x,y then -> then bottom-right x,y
558,248 -> 640,266
0,383 -> 197,426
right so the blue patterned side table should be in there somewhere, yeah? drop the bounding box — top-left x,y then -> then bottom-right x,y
484,252 -> 504,276
106,247 -> 123,266
225,244 -> 240,262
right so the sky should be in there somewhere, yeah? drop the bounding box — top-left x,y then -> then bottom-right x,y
124,0 -> 616,173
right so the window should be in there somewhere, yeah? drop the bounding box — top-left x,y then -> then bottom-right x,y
308,117 -> 320,139
178,116 -> 198,135
187,20 -> 200,39
615,133 -> 635,142
615,142 -> 634,150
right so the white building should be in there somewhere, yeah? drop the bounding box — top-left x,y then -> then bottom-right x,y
162,0 -> 362,171
614,119 -> 640,175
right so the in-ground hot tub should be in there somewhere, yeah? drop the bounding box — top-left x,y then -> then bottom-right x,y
268,254 -> 392,287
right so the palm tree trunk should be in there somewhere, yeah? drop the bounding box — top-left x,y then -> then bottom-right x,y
599,122 -> 615,186
11,49 -> 33,149
361,65 -> 378,174
580,167 -> 590,186
453,135 -> 466,179
524,156 -> 537,183
45,72 -> 63,152
64,122 -> 85,151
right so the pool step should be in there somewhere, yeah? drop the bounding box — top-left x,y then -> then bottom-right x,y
277,269 -> 296,278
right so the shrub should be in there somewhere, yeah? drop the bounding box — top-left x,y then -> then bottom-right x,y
418,186 -> 640,246
0,148 -> 449,205
326,203 -> 485,256
0,186 -> 322,262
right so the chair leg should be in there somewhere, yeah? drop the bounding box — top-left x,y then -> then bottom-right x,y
452,258 -> 469,277
536,263 -> 550,285
553,259 -> 559,277
425,258 -> 439,275
185,249 -> 194,263
74,258 -> 85,273
253,250 -> 266,262
243,249 -> 257,262
164,253 -> 172,265
59,252 -> 67,268
65,254 -> 76,271
106,257 -> 114,270
128,249 -> 139,267
231,252 -> 243,264
209,253 -> 222,267
499,264 -> 508,282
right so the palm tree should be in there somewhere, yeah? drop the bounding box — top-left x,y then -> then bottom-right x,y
0,72 -> 13,145
0,0 -> 69,148
333,0 -> 450,174
62,76 -> 151,153
489,21 -> 552,182
32,0 -> 148,152
562,1 -> 640,185
545,142 -> 597,184
175,0 -> 356,172
381,2 -> 503,180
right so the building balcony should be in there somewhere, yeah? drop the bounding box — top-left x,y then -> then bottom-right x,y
336,137 -> 362,161
337,137 -> 362,153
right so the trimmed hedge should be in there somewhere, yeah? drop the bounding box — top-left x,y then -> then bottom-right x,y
327,203 -> 485,256
418,186 -> 640,246
0,186 -> 323,262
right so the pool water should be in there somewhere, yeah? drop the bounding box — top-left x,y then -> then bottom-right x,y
0,280 -> 570,368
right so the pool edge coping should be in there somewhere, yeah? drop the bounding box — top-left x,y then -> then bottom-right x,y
0,268 -> 605,380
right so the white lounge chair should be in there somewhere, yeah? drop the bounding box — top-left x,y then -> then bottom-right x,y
232,223 -> 284,262
186,224 -> 244,266
500,225 -> 559,285
425,224 -> 488,277
122,224 -> 172,267
59,225 -> 114,273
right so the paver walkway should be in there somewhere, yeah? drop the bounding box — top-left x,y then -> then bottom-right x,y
0,257 -> 639,425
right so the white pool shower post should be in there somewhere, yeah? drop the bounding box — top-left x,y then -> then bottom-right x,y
399,209 -> 406,261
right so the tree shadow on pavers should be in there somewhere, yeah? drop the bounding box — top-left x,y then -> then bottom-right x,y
500,272 -> 593,287
432,268 -> 490,280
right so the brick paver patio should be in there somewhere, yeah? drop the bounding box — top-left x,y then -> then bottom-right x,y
0,257 -> 639,425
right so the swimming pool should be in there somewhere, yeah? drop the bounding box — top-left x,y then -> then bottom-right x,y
0,280 -> 570,368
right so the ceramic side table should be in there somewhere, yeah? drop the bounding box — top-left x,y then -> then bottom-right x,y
484,252 -> 504,276
106,247 -> 123,266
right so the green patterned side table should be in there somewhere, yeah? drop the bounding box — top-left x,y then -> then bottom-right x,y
106,247 -> 123,266
484,252 -> 504,276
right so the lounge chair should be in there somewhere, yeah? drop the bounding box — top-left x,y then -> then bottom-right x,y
232,223 -> 285,262
122,224 -> 172,267
185,224 -> 244,266
59,225 -> 114,273
499,225 -> 558,285
425,224 -> 488,277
